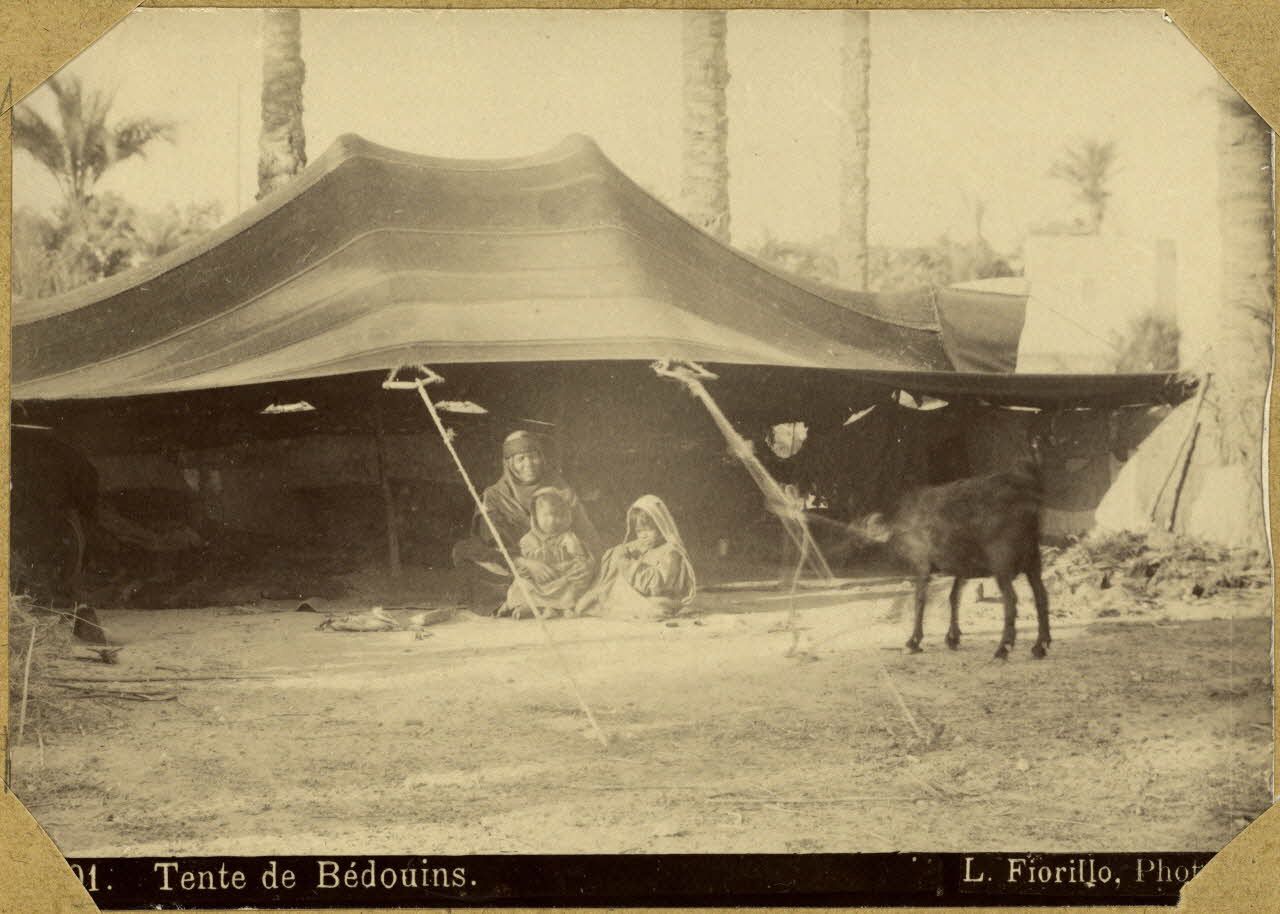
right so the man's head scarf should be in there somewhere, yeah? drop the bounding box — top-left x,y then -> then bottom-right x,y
503,430 -> 542,460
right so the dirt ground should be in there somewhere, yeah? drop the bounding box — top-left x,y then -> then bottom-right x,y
8,569 -> 1273,857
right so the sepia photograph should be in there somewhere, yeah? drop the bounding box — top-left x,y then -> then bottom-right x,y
5,6 -> 1275,906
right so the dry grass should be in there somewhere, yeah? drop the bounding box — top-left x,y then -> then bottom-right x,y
1044,529 -> 1269,618
7,594 -> 103,745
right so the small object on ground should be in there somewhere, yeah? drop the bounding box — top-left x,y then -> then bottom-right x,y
296,602 -> 317,613
413,631 -> 434,641
664,620 -> 680,627
405,607 -> 456,629
88,646 -> 123,664
317,606 -> 400,632
1015,758 -> 1031,772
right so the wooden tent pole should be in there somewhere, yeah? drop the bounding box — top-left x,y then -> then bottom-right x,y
384,365 -> 610,749
652,360 -> 834,582
1150,373 -> 1211,528
1166,422 -> 1202,533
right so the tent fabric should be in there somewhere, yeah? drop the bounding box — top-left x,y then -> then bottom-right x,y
934,287 -> 1027,373
13,133 -> 1034,402
846,369 -> 1196,410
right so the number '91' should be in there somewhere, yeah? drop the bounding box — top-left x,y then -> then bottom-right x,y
69,862 -> 99,892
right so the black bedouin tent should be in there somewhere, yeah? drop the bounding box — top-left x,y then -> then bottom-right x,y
13,133 -> 1183,405
10,135 -> 1192,601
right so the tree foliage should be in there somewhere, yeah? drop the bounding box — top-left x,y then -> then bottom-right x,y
1048,139 -> 1118,233
14,196 -> 222,300
13,75 -> 174,209
749,232 -> 1017,292
1110,311 -> 1180,373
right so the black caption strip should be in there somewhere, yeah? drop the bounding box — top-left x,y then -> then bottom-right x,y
64,852 -> 1213,909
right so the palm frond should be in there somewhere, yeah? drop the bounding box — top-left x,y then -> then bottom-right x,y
111,117 -> 176,163
12,106 -> 66,175
24,72 -> 179,205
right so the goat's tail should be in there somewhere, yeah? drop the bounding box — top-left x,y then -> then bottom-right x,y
859,512 -> 894,544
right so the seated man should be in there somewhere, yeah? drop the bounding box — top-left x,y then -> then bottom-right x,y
451,430 -> 600,615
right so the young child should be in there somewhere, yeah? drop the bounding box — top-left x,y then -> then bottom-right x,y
497,487 -> 594,619
575,495 -> 696,620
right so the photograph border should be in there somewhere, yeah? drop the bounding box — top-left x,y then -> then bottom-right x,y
1,1 -> 1276,912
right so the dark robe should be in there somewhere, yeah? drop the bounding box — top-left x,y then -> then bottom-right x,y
452,467 -> 600,615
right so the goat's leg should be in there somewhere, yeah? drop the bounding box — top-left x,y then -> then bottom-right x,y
994,574 -> 1018,660
945,577 -> 964,649
906,575 -> 929,653
1027,565 -> 1051,658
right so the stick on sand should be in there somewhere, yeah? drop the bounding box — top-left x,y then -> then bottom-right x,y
18,626 -> 37,746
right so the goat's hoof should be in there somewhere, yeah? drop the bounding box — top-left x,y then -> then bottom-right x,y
993,645 -> 1010,660
1032,643 -> 1047,659
945,632 -> 960,650
905,640 -> 923,654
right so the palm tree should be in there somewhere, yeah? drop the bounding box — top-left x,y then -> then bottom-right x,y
1048,139 -> 1117,233
1131,92 -> 1274,551
837,11 -> 871,288
680,10 -> 730,243
257,8 -> 307,200
1204,94 -> 1273,498
13,75 -> 173,211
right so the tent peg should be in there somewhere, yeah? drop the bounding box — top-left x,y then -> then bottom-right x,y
383,364 -> 445,390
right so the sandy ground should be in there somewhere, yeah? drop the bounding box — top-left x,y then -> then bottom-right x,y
8,573 -> 1273,857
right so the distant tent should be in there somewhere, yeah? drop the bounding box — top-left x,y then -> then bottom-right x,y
1096,391 -> 1266,550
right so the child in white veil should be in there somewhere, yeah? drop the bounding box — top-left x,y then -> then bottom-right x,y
574,494 -> 696,620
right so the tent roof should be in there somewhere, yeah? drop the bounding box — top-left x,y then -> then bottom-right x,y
12,133 -> 1181,410
13,133 -> 1013,399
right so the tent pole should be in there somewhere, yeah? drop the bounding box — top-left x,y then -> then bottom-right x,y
1150,372 -> 1211,528
372,394 -> 402,578
384,365 -> 610,749
652,360 -> 834,582
1166,422 -> 1202,533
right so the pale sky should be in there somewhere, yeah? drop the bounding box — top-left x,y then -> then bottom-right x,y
13,9 -> 1233,312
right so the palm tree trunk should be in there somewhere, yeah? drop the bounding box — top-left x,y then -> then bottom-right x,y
680,11 -> 731,243
837,11 -> 871,289
1186,94 -> 1274,549
1209,97 -> 1273,464
258,9 -> 307,200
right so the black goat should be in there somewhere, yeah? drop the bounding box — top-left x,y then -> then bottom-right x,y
832,459 -> 1050,660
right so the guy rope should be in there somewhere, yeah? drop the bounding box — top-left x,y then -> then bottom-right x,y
651,358 -> 835,583
384,364 -> 609,748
